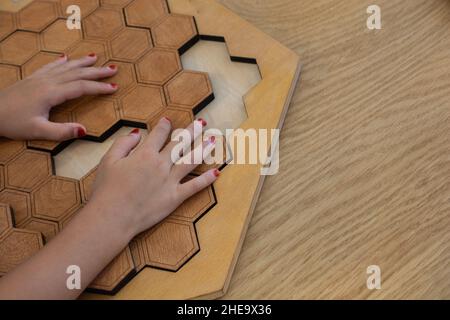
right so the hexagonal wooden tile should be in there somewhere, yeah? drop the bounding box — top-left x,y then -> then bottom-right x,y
18,218 -> 59,243
0,138 -> 26,165
88,246 -> 136,294
0,189 -> 32,227
0,204 -> 13,238
139,218 -> 199,271
0,166 -> 4,192
164,71 -> 214,113
40,19 -> 82,53
152,14 -> 198,53
101,61 -> 136,97
172,178 -> 216,222
21,52 -> 60,78
0,228 -> 43,275
0,11 -> 16,42
0,64 -> 20,90
59,0 -> 99,19
32,176 -> 81,223
84,7 -> 124,41
129,238 -> 145,272
101,0 -> 133,9
109,27 -> 152,63
124,0 -> 168,29
136,48 -> 181,86
5,150 -> 53,192
80,166 -> 97,203
27,110 -> 73,153
72,98 -> 120,139
147,106 -> 194,131
17,0 -> 58,32
0,31 -> 40,66
66,39 -> 109,67
119,84 -> 166,123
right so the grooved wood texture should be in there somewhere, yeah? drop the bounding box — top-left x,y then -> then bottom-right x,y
40,19 -> 82,53
21,51 -> 60,78
16,0 -> 57,32
0,65 -> 20,90
124,0 -> 168,29
0,31 -> 40,65
109,27 -> 153,63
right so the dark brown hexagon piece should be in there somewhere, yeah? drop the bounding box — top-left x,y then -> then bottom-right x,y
0,138 -> 26,165
0,204 -> 13,238
0,228 -> 43,275
0,166 -> 4,192
101,61 -> 136,97
5,150 -> 52,192
147,106 -> 194,131
119,84 -> 166,123
66,39 -> 109,67
140,218 -> 199,271
32,176 -> 81,223
18,218 -> 59,243
21,51 -> 60,78
152,14 -> 198,53
84,7 -> 125,41
109,27 -> 152,63
40,19 -> 82,53
0,31 -> 40,66
88,246 -> 136,294
164,71 -> 214,113
59,0 -> 99,19
0,189 -> 32,227
0,11 -> 16,42
17,0 -> 58,32
136,48 -> 181,86
0,64 -> 20,90
72,98 -> 120,139
124,0 -> 168,29
27,110 -> 73,153
172,177 -> 216,222
80,166 -> 97,203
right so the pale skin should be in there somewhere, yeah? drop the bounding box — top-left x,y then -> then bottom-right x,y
0,54 -> 218,300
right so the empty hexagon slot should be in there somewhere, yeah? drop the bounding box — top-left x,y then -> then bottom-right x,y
182,39 -> 261,133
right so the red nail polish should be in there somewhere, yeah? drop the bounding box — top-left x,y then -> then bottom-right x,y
209,136 -> 216,144
130,128 -> 139,135
108,64 -> 117,70
213,169 -> 220,177
88,53 -> 96,57
110,83 -> 118,89
163,116 -> 171,124
59,53 -> 66,59
77,127 -> 86,138
198,118 -> 207,127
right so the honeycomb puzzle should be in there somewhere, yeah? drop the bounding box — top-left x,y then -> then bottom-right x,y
0,0 -> 301,299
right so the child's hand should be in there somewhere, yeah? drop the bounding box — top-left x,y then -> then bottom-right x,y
85,118 -> 219,239
0,54 -> 117,140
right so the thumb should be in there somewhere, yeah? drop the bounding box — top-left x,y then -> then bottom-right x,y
102,128 -> 141,165
34,120 -> 86,141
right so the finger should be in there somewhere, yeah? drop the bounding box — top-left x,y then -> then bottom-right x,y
32,119 -> 86,141
171,136 -> 216,180
57,65 -> 117,83
143,117 -> 172,152
30,54 -> 68,78
102,128 -> 141,165
177,169 -> 220,200
55,80 -> 117,103
51,53 -> 98,74
160,118 -> 206,163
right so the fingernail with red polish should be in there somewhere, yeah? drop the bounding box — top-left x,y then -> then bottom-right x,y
88,53 -> 96,57
77,127 -> 86,138
213,169 -> 220,177
108,64 -> 117,70
163,116 -> 171,124
110,83 -> 118,89
209,136 -> 216,144
130,128 -> 139,135
59,53 -> 66,59
198,118 -> 207,127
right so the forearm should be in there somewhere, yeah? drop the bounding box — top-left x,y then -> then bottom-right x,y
0,202 -> 133,300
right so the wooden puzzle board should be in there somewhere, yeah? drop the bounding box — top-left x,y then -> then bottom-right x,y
0,0 -> 301,299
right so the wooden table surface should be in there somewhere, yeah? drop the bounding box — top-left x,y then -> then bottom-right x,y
219,0 -> 450,299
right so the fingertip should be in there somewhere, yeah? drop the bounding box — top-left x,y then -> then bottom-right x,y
76,126 -> 87,138
212,168 -> 220,178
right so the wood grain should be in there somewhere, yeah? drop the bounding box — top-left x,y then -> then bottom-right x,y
40,18 -> 82,53
0,31 -> 40,66
16,0 -> 58,32
136,48 -> 182,86
215,0 -> 450,299
124,0 -> 168,29
83,7 -> 124,41
151,14 -> 198,52
109,27 -> 153,63
0,65 -> 20,90
0,204 -> 13,238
